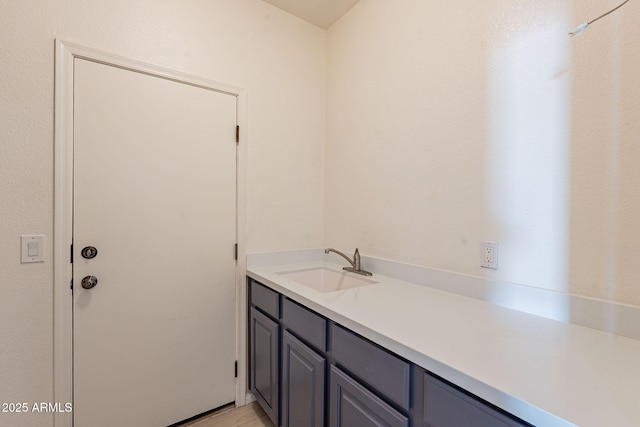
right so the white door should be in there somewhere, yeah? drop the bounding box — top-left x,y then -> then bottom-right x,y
73,58 -> 237,426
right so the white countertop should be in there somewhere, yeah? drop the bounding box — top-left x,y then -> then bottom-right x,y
247,260 -> 640,427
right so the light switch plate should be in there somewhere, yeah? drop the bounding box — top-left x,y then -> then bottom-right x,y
21,235 -> 45,263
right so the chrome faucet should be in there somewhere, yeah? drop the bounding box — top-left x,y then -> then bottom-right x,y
324,248 -> 373,276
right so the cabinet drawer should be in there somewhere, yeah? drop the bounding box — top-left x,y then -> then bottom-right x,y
423,373 -> 530,427
330,365 -> 408,427
331,324 -> 411,410
250,280 -> 280,319
282,298 -> 327,352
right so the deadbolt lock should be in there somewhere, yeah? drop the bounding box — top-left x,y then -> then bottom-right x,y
81,246 -> 98,259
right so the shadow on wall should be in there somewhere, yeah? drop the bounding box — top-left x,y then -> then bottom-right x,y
567,2 -> 640,311
482,1 -> 640,327
484,1 -> 571,302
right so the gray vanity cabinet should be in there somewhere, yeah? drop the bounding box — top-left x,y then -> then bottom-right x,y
420,372 -> 530,427
250,307 -> 280,426
282,330 -> 326,427
249,281 -> 281,426
248,278 -> 533,427
281,297 -> 328,427
331,324 -> 411,411
329,323 -> 410,427
249,280 -> 330,427
330,365 -> 409,427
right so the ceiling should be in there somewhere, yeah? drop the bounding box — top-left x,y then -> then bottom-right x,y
261,0 -> 360,29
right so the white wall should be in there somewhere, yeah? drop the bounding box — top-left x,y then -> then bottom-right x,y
325,1 -> 640,306
0,1 -> 325,426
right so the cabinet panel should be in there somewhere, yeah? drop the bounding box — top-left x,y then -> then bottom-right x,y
282,298 -> 327,352
250,307 -> 280,426
251,280 -> 280,319
282,330 -> 325,427
423,373 -> 530,427
331,324 -> 411,410
330,365 -> 408,427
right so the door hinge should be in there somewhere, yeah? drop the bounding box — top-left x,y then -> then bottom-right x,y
70,279 -> 73,290
234,243 -> 238,261
235,125 -> 239,144
70,244 -> 73,263
234,360 -> 238,378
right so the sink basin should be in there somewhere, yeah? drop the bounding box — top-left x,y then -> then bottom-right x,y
277,267 -> 377,293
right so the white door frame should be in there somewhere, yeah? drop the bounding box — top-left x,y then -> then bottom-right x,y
53,40 -> 248,427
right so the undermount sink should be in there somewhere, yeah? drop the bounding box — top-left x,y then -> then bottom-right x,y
277,267 -> 378,293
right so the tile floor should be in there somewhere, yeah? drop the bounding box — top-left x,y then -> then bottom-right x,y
179,401 -> 272,427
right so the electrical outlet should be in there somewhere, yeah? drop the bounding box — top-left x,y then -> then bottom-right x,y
481,241 -> 498,269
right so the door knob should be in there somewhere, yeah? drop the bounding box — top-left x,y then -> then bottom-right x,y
81,246 -> 98,259
81,275 -> 98,289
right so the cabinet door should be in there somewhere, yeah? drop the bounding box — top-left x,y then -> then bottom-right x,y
250,307 -> 280,426
330,366 -> 408,427
282,330 -> 325,427
422,373 -> 530,427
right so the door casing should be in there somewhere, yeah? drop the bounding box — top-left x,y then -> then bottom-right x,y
53,40 -> 249,427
